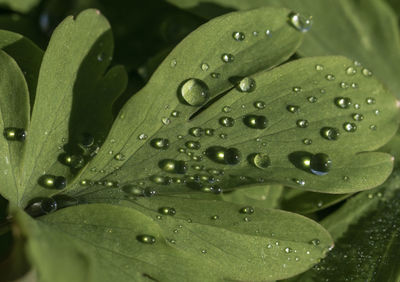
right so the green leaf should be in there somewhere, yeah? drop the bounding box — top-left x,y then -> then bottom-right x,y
0,0 -> 40,13
0,30 -> 44,107
287,170 -> 400,281
18,197 -> 333,281
0,49 -> 30,203
280,188 -> 351,214
19,9 -> 127,205
68,55 -> 397,206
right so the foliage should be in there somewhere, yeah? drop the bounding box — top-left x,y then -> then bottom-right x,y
0,0 -> 399,281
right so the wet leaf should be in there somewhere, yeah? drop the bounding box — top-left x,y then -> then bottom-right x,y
18,197 -> 333,281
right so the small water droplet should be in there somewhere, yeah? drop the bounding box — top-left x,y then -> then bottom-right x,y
287,105 -> 300,113
201,249 -> 207,254
307,96 -> 317,103
320,89 -> 326,94
284,247 -> 293,253
362,68 -> 372,77
189,127 -> 203,137
3,127 -> 26,141
237,77 -> 256,92
320,127 -> 340,140
201,63 -> 209,71
303,138 -> 312,145
343,122 -> 357,132
171,111 -> 180,117
232,31 -> 245,41
292,86 -> 302,93
288,12 -> 312,32
137,235 -> 156,244
185,141 -> 201,150
206,146 -> 241,165
343,176 -> 350,181
221,53 -> 234,63
170,59 -> 177,67
351,82 -> 358,89
138,133 -> 148,140
310,239 -> 320,246
159,159 -> 188,174
161,117 -> 171,125
222,106 -> 232,113
254,101 -> 266,109
39,175 -> 67,189
345,67 -> 356,76
251,153 -> 271,168
179,78 -> 209,106
211,215 -> 219,220
354,103 -> 361,109
150,138 -> 170,150
219,117 -> 235,127
310,153 -> 332,176
366,97 -> 376,105
150,175 -> 172,185
296,119 -> 309,128
240,206 -> 255,214
339,82 -> 349,89
369,124 -> 377,131
294,178 -> 305,186
243,115 -> 268,129
325,74 -> 335,81
205,128 -> 214,136
373,109 -> 380,115
265,29 -> 272,36
159,207 -> 176,216
252,31 -> 259,36
211,72 -> 220,79
315,64 -> 324,71
335,97 -> 352,109
352,113 -> 364,121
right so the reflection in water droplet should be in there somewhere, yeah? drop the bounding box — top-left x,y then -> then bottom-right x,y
294,178 -> 306,186
171,111 -> 180,117
114,153 -> 125,161
243,115 -> 268,129
252,153 -> 271,168
287,105 -> 300,113
352,113 -> 364,121
366,97 -> 376,105
292,86 -> 302,93
240,206 -> 254,214
373,109 -> 380,115
219,117 -> 235,127
151,138 -> 170,150
296,119 -> 309,128
345,67 -> 356,75
284,247 -> 292,253
179,78 -> 209,106
137,235 -> 156,244
343,122 -> 357,132
362,68 -> 372,77
205,128 -> 214,136
159,159 -> 188,174
185,141 -> 201,150
320,127 -> 340,140
310,239 -> 320,246
211,215 -> 219,220
303,138 -> 312,145
354,103 -> 361,109
237,77 -> 256,92
335,97 -> 352,109
310,153 -> 332,176
288,12 -> 312,32
211,72 -> 220,79
254,101 -> 266,109
3,127 -> 26,141
25,197 -> 58,217
232,31 -> 245,41
221,53 -> 234,63
339,82 -> 349,89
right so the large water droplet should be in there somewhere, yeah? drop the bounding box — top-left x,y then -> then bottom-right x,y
25,197 -> 58,217
3,127 -> 26,141
345,67 -> 356,76
335,97 -> 352,109
159,159 -> 188,174
150,138 -> 170,150
296,119 -> 309,128
288,12 -> 312,32
232,31 -> 245,41
320,127 -> 340,140
362,68 -> 372,77
343,122 -> 357,132
310,153 -> 332,176
201,63 -> 209,71
179,78 -> 209,106
237,77 -> 256,92
252,153 -> 271,168
206,146 -> 241,165
219,117 -> 235,127
39,175 -> 67,189
137,235 -> 156,244
221,53 -> 234,63
243,115 -> 268,129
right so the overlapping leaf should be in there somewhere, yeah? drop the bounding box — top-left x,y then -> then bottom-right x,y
19,196 -> 333,282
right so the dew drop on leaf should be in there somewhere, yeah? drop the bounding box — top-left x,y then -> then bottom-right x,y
222,106 -> 232,113
25,197 -> 58,217
307,96 -> 317,103
335,97 -> 352,109
288,12 -> 312,32
343,122 -> 357,132
150,138 -> 170,150
310,153 -> 332,176
185,141 -> 201,150
293,178 -> 306,186
254,101 -> 266,109
189,127 -> 203,137
221,53 -> 234,63
137,235 -> 156,244
211,215 -> 219,220
159,159 -> 188,174
310,239 -> 321,246
3,127 -> 26,141
150,175 -> 172,185
179,78 -> 209,106
251,153 -> 271,168
296,119 -> 309,128
210,72 -> 220,79
303,138 -> 312,145
315,64 -> 324,71
219,117 -> 235,127
345,67 -> 356,75
239,206 -> 255,214
159,207 -> 176,216
284,247 -> 293,253
320,127 -> 340,140
237,77 -> 256,92
114,153 -> 125,161
287,105 -> 300,113
39,175 -> 67,189
325,74 -> 335,81
362,68 -> 372,77
205,146 -> 241,165
243,115 -> 268,129
292,86 -> 302,93
352,113 -> 364,121
366,97 -> 376,105
200,63 -> 209,71
232,31 -> 245,41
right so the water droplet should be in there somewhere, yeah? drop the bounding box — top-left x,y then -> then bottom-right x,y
310,153 -> 332,176
315,64 -> 324,71
200,63 -> 209,71
352,113 -> 364,121
303,138 -> 312,145
80,133 -> 94,147
39,175 -> 67,189
219,117 -> 235,127
265,29 -> 272,36
373,109 -> 380,115
288,12 -> 312,32
222,106 -> 232,113
351,82 -> 358,89
284,247 -> 293,253
354,60 -> 362,67
189,127 -> 203,137
369,124 -> 377,131
170,59 -> 177,67
287,105 -> 300,113
59,153 -> 84,168
221,53 -> 234,63
237,77 -> 256,92
339,82 -> 349,89
366,97 -> 376,105
310,239 -> 320,246
354,103 -> 361,110
25,197 -> 58,217
219,133 -> 227,139
335,97 -> 352,109
201,249 -> 207,254
137,235 -> 156,244
159,159 -> 188,174
296,119 -> 309,128
211,72 -> 220,79
159,207 -> 176,216
150,138 -> 170,150
343,122 -> 357,132
294,178 -> 305,186
292,86 -> 302,93
254,101 -> 266,109
362,68 -> 372,77
206,146 -> 241,165
150,175 -> 172,185
171,111 -> 180,117
205,128 -> 214,136
251,153 -> 271,168
243,115 -> 268,129
325,74 -> 335,81
3,127 -> 26,141
179,78 -> 209,106
161,117 -> 171,125
343,176 -> 350,181
345,67 -> 356,75
232,31 -> 245,41
307,96 -> 317,103
320,127 -> 340,140
320,89 -> 326,94
185,141 -> 201,150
